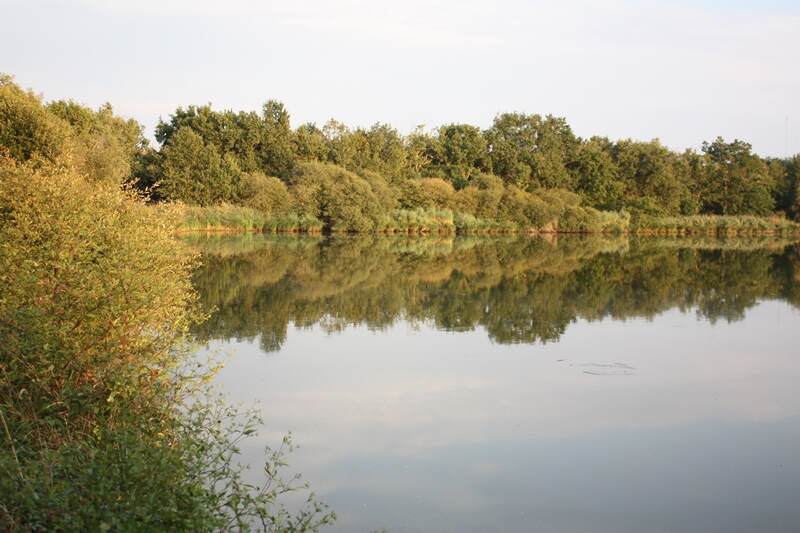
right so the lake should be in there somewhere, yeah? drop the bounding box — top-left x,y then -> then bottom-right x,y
188,234 -> 800,533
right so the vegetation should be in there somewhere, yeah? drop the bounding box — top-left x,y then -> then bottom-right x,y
0,78 -> 333,529
1,70 -> 798,528
3,74 -> 799,235
633,214 -> 800,236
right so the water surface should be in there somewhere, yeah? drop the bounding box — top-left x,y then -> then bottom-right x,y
190,234 -> 800,533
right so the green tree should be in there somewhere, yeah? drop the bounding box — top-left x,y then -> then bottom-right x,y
570,137 -> 623,209
612,139 -> 688,214
769,155 -> 800,219
485,112 -> 578,190
432,124 -> 490,189
700,137 -> 774,215
159,127 -> 243,205
259,100 -> 295,178
293,122 -> 329,161
404,125 -> 435,179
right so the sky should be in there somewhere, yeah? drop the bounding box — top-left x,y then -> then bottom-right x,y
2,0 -> 799,156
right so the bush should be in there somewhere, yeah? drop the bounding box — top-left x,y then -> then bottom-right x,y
240,172 -> 294,215
290,161 -> 384,232
0,163 -> 334,531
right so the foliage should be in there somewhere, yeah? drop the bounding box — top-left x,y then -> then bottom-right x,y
485,112 -> 578,190
5,72 -> 799,236
0,163 -> 333,531
634,214 -> 800,236
240,172 -> 294,215
159,127 -> 244,205
47,99 -> 146,184
429,124 -> 491,189
289,161 -> 385,232
0,74 -> 73,167
0,75 -> 143,185
700,137 -> 775,215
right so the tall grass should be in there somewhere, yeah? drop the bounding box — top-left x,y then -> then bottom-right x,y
171,203 -> 799,238
635,214 -> 800,236
383,208 -> 456,234
174,203 -> 323,233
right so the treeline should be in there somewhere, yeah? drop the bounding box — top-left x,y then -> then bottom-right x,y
141,101 -> 800,220
187,235 -> 800,351
2,74 -> 799,234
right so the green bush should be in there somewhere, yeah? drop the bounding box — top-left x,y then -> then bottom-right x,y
0,163 -> 334,531
635,214 -> 800,236
290,161 -> 384,232
240,172 -> 294,215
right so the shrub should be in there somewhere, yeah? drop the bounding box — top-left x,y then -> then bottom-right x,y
240,172 -> 294,215
0,163 -> 334,531
290,161 -> 384,232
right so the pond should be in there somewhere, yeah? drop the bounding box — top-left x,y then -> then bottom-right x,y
189,234 -> 800,533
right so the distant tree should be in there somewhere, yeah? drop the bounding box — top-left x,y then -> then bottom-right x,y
700,137 -> 774,215
259,100 -> 295,179
786,156 -> 800,220
155,101 -> 295,179
485,113 -> 578,190
359,123 -> 407,181
612,139 -> 688,214
292,122 -> 329,161
322,119 -> 357,169
570,137 -> 623,210
768,155 -> 800,219
404,125 -> 434,179
159,127 -> 242,205
432,124 -> 490,189
129,147 -> 163,199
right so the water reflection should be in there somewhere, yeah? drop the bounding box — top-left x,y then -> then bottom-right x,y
188,234 -> 800,349
189,235 -> 800,533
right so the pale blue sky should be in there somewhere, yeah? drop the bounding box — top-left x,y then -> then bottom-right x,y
2,0 -> 798,156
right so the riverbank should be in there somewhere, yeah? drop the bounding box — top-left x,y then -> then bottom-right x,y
171,204 -> 800,237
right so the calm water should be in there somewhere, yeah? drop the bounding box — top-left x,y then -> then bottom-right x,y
189,234 -> 800,533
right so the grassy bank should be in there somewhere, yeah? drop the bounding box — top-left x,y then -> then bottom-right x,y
633,214 -> 800,236
172,204 -> 800,237
173,203 -> 324,233
171,204 -> 631,235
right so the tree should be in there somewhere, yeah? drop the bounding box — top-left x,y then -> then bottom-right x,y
159,127 -> 243,205
570,137 -> 623,209
700,137 -> 774,215
768,155 -> 800,219
612,139 -> 689,214
322,119 -> 357,169
432,124 -> 490,189
485,112 -> 578,191
292,122 -> 329,161
404,125 -> 434,179
259,100 -> 295,179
